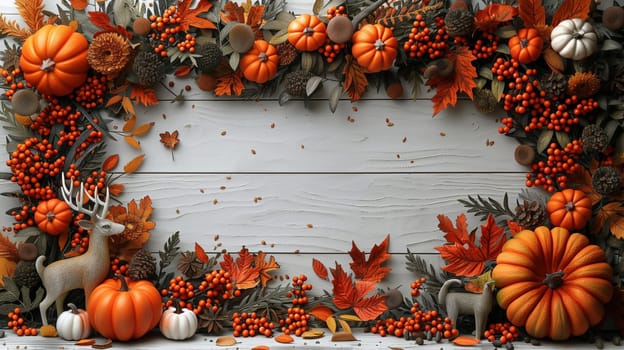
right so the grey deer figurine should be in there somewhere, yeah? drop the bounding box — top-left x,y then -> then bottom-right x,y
437,278 -> 495,339
36,174 -> 125,325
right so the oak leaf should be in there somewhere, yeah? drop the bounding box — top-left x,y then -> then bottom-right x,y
348,234 -> 391,282
474,4 -> 518,32
343,55 -> 368,102
312,258 -> 329,280
220,248 -> 260,289
518,0 -> 546,28
160,130 -> 179,161
177,0 -> 217,31
215,71 -> 245,97
254,251 -> 280,287
551,0 -> 591,26
330,263 -> 387,321
427,47 -> 477,116
435,213 -> 506,277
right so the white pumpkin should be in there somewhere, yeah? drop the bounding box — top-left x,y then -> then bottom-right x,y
550,18 -> 598,60
56,303 -> 91,341
159,304 -> 198,340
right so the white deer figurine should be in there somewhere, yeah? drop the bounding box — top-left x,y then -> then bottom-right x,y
36,174 -> 125,325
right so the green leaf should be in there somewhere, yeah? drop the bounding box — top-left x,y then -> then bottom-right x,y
301,52 -> 315,73
555,131 -> 570,148
229,51 -> 240,71
0,290 -> 19,303
306,76 -> 323,96
2,277 -> 19,298
329,84 -> 342,113
537,129 -> 554,154
496,43 -> 510,55
278,91 -> 292,106
478,66 -> 493,80
495,25 -> 516,39
491,79 -> 504,102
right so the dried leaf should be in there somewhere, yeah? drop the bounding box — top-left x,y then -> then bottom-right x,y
275,333 -> 294,343
58,231 -> 69,254
312,258 -> 329,280
518,0 -> 546,27
160,130 -> 179,161
105,95 -> 123,108
543,47 -> 564,73
215,71 -> 245,97
124,136 -> 141,150
0,14 -> 31,41
91,339 -> 113,349
348,234 -> 391,282
220,248 -> 260,289
216,335 -> 237,346
507,220 -> 524,235
195,242 -> 209,263
15,0 -> 45,33
0,234 -> 18,261
74,339 -> 96,345
302,329 -> 325,339
551,0 -> 591,26
331,331 -> 357,341
330,264 -> 387,321
102,154 -> 120,171
132,122 -> 155,137
221,1 -> 245,23
175,65 -> 192,77
177,0 -> 217,31
309,305 -> 333,321
108,196 -> 154,260
343,56 -> 368,102
254,251 -> 280,287
611,216 -> 624,239
130,85 -> 159,106
123,154 -> 145,173
338,319 -> 351,334
326,315 -> 337,333
427,47 -> 477,116
464,270 -> 493,293
108,183 -> 125,197
122,115 -> 137,133
453,336 -> 481,346
121,96 -> 136,116
338,314 -> 362,322
475,4 -> 518,32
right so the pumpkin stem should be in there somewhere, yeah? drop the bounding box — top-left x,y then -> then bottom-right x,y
174,298 -> 183,314
565,201 -> 576,211
67,303 -> 79,314
258,52 -> 268,62
374,39 -> 386,51
543,270 -> 565,289
303,27 -> 315,36
115,273 -> 130,292
40,58 -> 55,72
46,211 -> 55,222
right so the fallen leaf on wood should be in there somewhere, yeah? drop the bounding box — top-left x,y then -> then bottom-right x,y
453,336 -> 481,346
275,333 -> 294,343
74,339 -> 96,345
331,331 -> 357,341
302,329 -> 325,339
91,339 -> 113,349
216,335 -> 237,346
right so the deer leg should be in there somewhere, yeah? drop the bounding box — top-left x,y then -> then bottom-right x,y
55,292 -> 69,319
39,295 -> 55,326
474,312 -> 485,339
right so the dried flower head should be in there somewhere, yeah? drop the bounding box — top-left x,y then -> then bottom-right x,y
581,124 -> 608,152
276,41 -> 298,66
592,166 -> 621,195
567,72 -> 600,99
87,32 -> 132,75
107,196 -> 155,261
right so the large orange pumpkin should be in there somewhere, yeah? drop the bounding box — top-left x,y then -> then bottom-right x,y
508,27 -> 543,65
87,275 -> 163,341
492,226 -> 613,340
351,24 -> 398,73
34,198 -> 72,235
239,40 -> 279,84
287,14 -> 327,52
546,189 -> 592,231
20,24 -> 89,96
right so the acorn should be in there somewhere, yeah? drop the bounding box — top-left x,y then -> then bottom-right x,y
132,17 -> 151,36
603,6 -> 624,31
423,58 -> 454,79
229,23 -> 255,53
384,289 -> 404,309
514,144 -> 536,166
327,16 -> 353,44
11,89 -> 40,116
196,73 -> 217,92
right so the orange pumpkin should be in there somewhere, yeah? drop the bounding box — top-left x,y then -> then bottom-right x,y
508,27 -> 543,65
492,226 -> 613,340
287,14 -> 327,52
546,189 -> 592,231
239,40 -> 279,84
351,24 -> 398,73
34,198 -> 72,235
87,275 -> 162,341
19,24 -> 89,96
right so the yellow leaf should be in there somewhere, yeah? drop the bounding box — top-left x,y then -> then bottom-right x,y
338,314 -> 362,322
338,319 -> 351,334
121,96 -> 135,116
122,115 -> 137,133
106,95 -> 123,108
464,270 -> 493,293
326,315 -> 337,333
123,154 -> 145,173
124,136 -> 141,150
131,122 -> 155,136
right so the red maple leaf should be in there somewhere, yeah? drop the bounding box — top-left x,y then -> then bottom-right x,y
426,47 -> 477,116
518,0 -> 546,28
330,263 -> 387,321
434,214 -> 506,277
220,248 -> 260,289
177,0 -> 216,31
474,4 -> 518,32
349,234 -> 391,282
437,213 -> 474,245
254,251 -> 280,287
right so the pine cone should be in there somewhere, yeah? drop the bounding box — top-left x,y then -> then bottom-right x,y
592,166 -> 621,195
514,200 -> 546,230
540,73 -> 567,98
285,71 -> 312,97
128,249 -> 156,281
13,261 -> 40,289
444,8 -> 474,37
196,43 -> 223,72
132,51 -> 166,87
581,124 -> 609,152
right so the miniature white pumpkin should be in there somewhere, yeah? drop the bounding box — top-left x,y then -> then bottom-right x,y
56,303 -> 91,341
159,304 -> 198,340
550,18 -> 597,60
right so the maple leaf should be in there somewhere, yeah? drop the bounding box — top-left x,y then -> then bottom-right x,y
518,0 -> 546,28
254,251 -> 280,287
474,4 -> 518,32
220,248 -> 260,289
435,214 -> 506,277
130,85 -> 159,106
215,71 -> 245,97
330,263 -> 387,321
427,47 -> 477,116
159,130 -> 180,161
349,235 -> 391,282
177,0 -> 216,31
551,0 -> 591,27
437,213 -> 474,245
220,1 -> 246,23
506,220 -> 524,235
343,55 -> 368,102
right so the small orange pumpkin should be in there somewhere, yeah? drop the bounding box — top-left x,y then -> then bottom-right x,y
546,189 -> 592,231
508,27 -> 543,65
19,24 -> 89,96
34,198 -> 72,235
351,24 -> 398,73
239,40 -> 279,84
287,14 -> 327,52
88,275 -> 162,341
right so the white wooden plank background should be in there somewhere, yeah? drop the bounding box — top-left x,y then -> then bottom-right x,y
0,0 -> 551,348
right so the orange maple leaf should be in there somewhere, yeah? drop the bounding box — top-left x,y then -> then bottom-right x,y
177,0 -> 217,31
220,248 -> 260,289
343,55 -> 368,102
348,234 -> 391,282
254,251 -> 280,287
130,85 -> 159,106
215,71 -> 245,97
551,0 -> 591,26
330,263 -> 387,321
437,213 -> 473,245
159,130 -> 179,161
474,4 -> 518,32
220,1 -> 245,23
427,46 -> 477,116
435,214 -> 506,277
518,0 -> 546,28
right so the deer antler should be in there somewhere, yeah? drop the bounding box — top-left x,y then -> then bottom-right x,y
60,173 -> 110,220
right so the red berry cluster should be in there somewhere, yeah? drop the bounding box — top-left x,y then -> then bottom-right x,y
7,308 -> 38,336
410,277 -> 427,297
149,6 -> 197,57
0,68 -> 27,100
471,31 -> 500,60
110,257 -> 129,276
9,205 -> 36,233
403,15 -> 449,60
492,57 -> 519,82
484,322 -> 519,345
318,6 -> 347,62
232,311 -> 275,337
69,74 -> 108,109
280,274 -> 312,336
525,141 -> 583,192
325,5 -> 346,19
